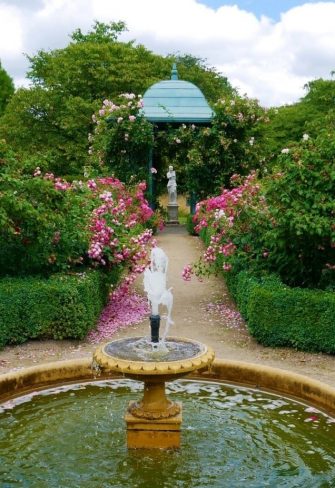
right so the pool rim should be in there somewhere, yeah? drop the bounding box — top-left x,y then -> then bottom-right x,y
1,358 -> 335,417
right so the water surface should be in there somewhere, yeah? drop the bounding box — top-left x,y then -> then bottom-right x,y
0,379 -> 334,487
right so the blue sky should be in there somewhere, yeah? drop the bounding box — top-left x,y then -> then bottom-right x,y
201,0 -> 324,20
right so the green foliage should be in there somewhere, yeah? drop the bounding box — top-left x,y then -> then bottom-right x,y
0,61 -> 14,117
152,94 -> 267,200
186,214 -> 197,236
261,130 -> 335,288
225,270 -> 335,354
261,76 -> 335,157
0,269 -> 120,348
0,87 -> 95,174
89,94 -> 154,182
195,125 -> 335,289
0,164 -> 94,276
0,22 -> 235,177
71,20 -> 127,44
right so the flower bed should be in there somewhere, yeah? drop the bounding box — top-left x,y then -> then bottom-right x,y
183,151 -> 335,353
0,163 -> 161,348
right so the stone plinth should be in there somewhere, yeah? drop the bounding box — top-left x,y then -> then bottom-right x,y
125,402 -> 182,449
167,203 -> 179,224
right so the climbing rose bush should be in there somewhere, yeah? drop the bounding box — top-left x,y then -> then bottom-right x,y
87,177 -> 157,286
183,172 -> 265,280
183,129 -> 335,289
88,93 -> 153,183
49,174 -> 160,286
0,151 -> 161,277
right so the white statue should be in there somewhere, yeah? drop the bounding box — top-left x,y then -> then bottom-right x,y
167,165 -> 177,204
143,247 -> 174,340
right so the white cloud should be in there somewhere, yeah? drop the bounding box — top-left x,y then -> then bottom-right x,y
0,4 -> 23,55
0,0 -> 334,106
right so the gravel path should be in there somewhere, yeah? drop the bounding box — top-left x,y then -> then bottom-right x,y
1,226 -> 334,388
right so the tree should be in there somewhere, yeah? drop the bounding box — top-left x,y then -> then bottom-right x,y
0,87 -> 96,176
0,61 -> 14,117
173,53 -> 234,104
70,20 -> 127,44
261,75 -> 335,158
0,22 -> 233,176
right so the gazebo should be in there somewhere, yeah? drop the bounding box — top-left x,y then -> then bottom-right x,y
141,64 -> 214,213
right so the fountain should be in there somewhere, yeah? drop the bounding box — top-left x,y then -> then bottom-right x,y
1,248 -> 335,484
93,247 -> 215,448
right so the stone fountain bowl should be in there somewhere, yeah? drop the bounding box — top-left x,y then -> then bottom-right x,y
93,336 -> 215,381
93,336 -> 215,425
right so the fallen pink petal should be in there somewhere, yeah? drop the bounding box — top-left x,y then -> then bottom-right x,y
87,284 -> 150,343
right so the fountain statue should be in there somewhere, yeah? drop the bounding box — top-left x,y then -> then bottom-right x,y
166,165 -> 179,224
143,247 -> 174,342
93,247 -> 215,448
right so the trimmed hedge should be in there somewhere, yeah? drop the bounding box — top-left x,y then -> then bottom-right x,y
225,270 -> 335,354
199,225 -> 335,353
0,267 -> 121,349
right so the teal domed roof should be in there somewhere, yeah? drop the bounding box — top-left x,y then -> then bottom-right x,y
142,64 -> 214,124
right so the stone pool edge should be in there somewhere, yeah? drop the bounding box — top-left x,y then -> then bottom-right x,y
0,358 -> 335,416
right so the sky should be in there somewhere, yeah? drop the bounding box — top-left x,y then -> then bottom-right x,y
0,0 -> 334,107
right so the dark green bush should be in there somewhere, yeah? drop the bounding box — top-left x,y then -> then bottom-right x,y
225,270 -> 335,354
0,172 -> 95,277
0,267 -> 121,349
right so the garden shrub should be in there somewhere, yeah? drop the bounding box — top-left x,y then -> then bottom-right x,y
0,152 -> 159,277
0,170 -> 94,276
225,270 -> 335,354
0,268 -> 121,349
189,127 -> 335,290
195,227 -> 335,354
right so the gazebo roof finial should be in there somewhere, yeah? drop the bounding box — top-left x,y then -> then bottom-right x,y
171,63 -> 179,80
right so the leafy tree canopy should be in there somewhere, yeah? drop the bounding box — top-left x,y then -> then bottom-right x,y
260,75 -> 335,158
0,21 -> 233,176
70,20 -> 127,44
0,61 -> 14,117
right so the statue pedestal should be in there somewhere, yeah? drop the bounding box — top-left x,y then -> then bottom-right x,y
167,203 -> 179,224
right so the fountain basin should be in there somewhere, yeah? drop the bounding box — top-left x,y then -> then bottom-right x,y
93,337 -> 215,378
1,371 -> 335,486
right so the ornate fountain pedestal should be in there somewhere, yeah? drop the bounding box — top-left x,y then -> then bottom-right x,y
125,399 -> 182,449
93,337 -> 214,449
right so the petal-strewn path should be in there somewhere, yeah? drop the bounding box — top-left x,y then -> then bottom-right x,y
1,226 -> 335,387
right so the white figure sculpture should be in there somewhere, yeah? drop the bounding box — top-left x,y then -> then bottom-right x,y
167,165 -> 177,204
143,247 -> 174,340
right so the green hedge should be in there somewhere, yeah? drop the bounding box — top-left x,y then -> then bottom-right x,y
226,270 -> 335,354
0,267 -> 121,349
199,226 -> 335,353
